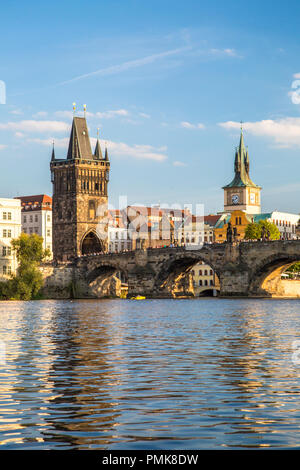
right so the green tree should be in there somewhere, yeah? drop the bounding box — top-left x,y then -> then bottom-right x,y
244,220 -> 280,241
1,233 -> 50,301
286,262 -> 300,273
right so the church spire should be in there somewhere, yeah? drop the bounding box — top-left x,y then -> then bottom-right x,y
105,143 -> 109,161
51,140 -> 56,161
94,128 -> 103,159
223,125 -> 259,189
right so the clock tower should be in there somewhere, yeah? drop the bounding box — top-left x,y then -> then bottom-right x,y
223,128 -> 261,214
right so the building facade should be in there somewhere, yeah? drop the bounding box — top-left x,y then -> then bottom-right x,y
16,194 -> 53,255
0,198 -> 21,280
50,116 -> 110,261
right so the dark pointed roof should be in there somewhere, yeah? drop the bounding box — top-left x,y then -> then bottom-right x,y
105,145 -> 109,161
223,129 -> 260,189
94,139 -> 103,160
67,117 -> 93,160
51,141 -> 56,161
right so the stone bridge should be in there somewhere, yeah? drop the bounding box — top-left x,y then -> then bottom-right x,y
41,240 -> 300,298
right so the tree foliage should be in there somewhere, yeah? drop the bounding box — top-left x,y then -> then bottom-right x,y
244,220 -> 280,241
0,233 -> 50,300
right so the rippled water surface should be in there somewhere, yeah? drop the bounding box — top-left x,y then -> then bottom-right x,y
0,298 -> 300,449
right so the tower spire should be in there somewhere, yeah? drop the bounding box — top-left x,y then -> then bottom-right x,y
105,142 -> 109,161
94,128 -> 103,159
51,140 -> 56,161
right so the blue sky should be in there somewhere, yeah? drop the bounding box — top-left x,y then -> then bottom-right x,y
0,0 -> 300,214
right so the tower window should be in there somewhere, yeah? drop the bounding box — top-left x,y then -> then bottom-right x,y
88,201 -> 96,220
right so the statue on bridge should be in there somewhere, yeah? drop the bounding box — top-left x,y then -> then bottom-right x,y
226,222 -> 233,243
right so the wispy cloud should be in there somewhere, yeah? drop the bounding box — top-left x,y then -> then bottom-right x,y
0,144 -> 7,150
26,135 -> 167,162
0,120 -> 69,133
58,46 -> 192,85
173,161 -> 186,167
54,109 -> 130,120
181,121 -> 205,129
219,118 -> 300,148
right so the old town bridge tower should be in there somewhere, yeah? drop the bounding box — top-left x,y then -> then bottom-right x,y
50,115 -> 110,262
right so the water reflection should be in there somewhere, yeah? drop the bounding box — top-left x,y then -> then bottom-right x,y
0,299 -> 300,449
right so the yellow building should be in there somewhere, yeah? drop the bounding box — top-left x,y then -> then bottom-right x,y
214,210 -> 254,243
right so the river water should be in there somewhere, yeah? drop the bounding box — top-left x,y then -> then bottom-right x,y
0,298 -> 300,450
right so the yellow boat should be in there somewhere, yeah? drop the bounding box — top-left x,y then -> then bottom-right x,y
130,295 -> 146,300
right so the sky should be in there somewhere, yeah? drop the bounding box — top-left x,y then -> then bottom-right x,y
0,0 -> 300,215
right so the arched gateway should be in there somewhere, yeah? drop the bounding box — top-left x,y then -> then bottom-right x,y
81,231 -> 103,255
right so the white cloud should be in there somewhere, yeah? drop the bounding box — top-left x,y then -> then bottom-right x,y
219,118 -> 300,147
293,73 -> 300,79
90,138 -> 167,162
139,112 -> 151,119
54,109 -> 129,120
0,120 -> 69,133
27,137 -> 69,148
9,109 -> 23,115
209,48 -> 240,57
32,111 -> 48,118
181,121 -> 205,129
27,135 -> 167,162
173,161 -> 186,167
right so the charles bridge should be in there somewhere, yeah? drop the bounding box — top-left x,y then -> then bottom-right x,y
40,239 -> 300,299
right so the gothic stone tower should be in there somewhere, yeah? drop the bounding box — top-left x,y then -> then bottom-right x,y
223,128 -> 261,214
50,116 -> 110,262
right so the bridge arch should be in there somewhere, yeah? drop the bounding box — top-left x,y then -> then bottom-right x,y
154,252 -> 220,298
249,253 -> 300,297
85,262 -> 128,298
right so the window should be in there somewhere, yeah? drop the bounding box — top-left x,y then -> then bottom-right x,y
88,200 -> 96,220
47,229 -> 51,237
23,215 -> 27,223
30,215 -> 33,223
199,280 -> 202,286
2,247 -> 6,256
8,230 -> 11,238
8,212 -> 11,220
3,229 -> 7,238
204,280 -> 208,286
7,266 -> 11,275
3,212 -> 7,220
47,214 -> 51,222
35,215 -> 38,222
3,266 -> 7,275
204,269 -> 208,275
7,247 -> 11,256
23,228 -> 27,234
199,270 -> 202,276
210,270 -> 213,275
210,280 -> 214,286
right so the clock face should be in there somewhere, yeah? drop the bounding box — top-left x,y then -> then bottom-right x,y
250,193 -> 255,204
232,194 -> 239,204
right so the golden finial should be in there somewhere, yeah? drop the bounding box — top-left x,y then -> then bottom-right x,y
97,127 -> 100,139
83,104 -> 87,118
72,102 -> 76,115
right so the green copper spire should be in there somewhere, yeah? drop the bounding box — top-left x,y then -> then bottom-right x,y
223,127 -> 259,189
